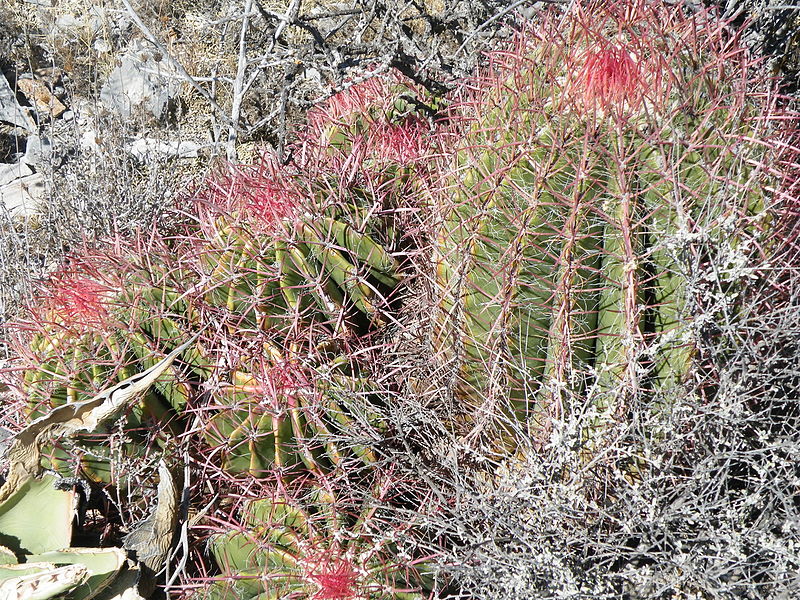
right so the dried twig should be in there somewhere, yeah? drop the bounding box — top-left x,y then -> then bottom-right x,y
227,0 -> 255,160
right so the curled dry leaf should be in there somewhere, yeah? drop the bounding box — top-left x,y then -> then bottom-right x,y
0,334 -> 198,503
123,459 -> 182,596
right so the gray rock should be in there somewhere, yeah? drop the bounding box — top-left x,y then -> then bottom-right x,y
0,425 -> 12,462
80,129 -> 102,153
21,134 -> 53,167
100,40 -> 182,119
0,161 -> 33,187
0,173 -> 44,217
126,138 -> 203,162
93,39 -> 112,54
54,14 -> 83,32
0,75 -> 34,132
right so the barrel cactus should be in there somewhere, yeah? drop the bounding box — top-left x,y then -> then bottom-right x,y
5,72 -> 428,489
11,249 -> 204,485
200,483 -> 435,600
203,361 -> 383,478
10,209 -> 399,485
8,3 -> 798,598
196,162 -> 404,336
427,1 -> 789,466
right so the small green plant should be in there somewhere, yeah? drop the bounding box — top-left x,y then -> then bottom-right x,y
0,355 -> 186,600
0,475 -> 129,600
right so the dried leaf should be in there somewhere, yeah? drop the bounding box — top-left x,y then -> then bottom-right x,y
0,334 -> 198,503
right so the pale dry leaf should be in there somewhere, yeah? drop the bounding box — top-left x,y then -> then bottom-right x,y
0,333 -> 199,503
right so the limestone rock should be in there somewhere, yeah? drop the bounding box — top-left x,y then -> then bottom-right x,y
0,76 -> 33,132
16,78 -> 67,119
100,41 -> 182,119
0,172 -> 44,216
21,134 -> 53,168
0,161 -> 33,187
126,138 -> 203,162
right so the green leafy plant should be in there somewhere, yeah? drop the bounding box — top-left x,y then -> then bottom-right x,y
0,350 -> 188,599
0,474 -> 132,600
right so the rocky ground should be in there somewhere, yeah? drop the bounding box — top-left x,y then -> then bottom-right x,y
0,0 -> 797,330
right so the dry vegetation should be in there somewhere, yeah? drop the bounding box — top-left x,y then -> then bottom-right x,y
0,0 -> 533,327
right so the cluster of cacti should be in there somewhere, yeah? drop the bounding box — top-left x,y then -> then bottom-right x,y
196,175 -> 404,335
202,482 -> 434,600
9,126 -> 412,485
3,2 -> 800,598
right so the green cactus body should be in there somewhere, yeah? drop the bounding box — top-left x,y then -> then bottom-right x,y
14,158 -> 403,480
436,102 -> 598,436
204,205 -> 401,336
13,239 -> 225,483
204,361 -> 381,478
26,328 -> 154,484
198,219 -> 285,331
205,370 -> 305,477
201,488 -> 434,600
433,19 -> 775,461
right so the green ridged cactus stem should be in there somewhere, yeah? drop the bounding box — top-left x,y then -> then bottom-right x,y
202,484 -> 435,600
203,362 -> 382,478
8,80 -> 417,488
12,251 -> 205,485
431,2 -> 786,463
